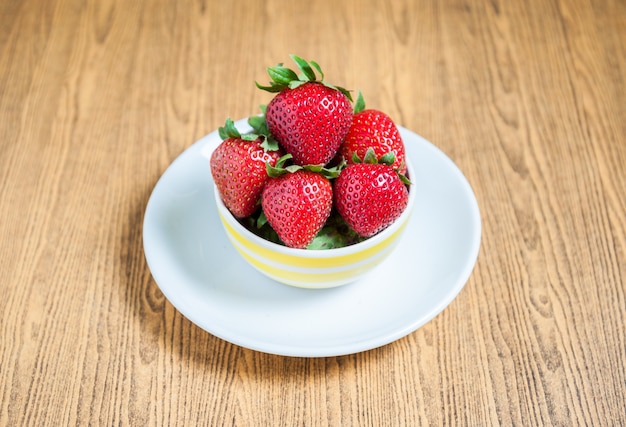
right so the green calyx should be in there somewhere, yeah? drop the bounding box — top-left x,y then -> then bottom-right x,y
247,105 -> 280,151
354,90 -> 366,114
352,147 -> 412,185
305,213 -> 366,249
256,54 -> 353,102
247,105 -> 269,136
266,154 -> 344,179
218,118 -> 244,140
351,147 -> 394,165
219,110 -> 280,152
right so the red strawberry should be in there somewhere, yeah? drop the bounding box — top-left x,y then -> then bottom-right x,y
210,118 -> 283,218
262,170 -> 333,248
257,55 -> 353,166
338,91 -> 406,174
334,155 -> 409,237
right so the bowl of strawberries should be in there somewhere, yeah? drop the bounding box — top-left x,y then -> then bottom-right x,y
210,56 -> 416,289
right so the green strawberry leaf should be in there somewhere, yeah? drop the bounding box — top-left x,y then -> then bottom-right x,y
352,147 -> 399,168
248,106 -> 280,151
247,114 -> 265,132
398,172 -> 412,186
218,118 -> 241,140
321,81 -> 353,102
338,86 -> 353,102
354,90 -> 366,113
395,160 -> 412,185
284,164 -> 303,173
261,137 -> 280,152
255,81 -> 284,93
275,153 -> 292,167
267,65 -> 299,85
379,151 -> 396,166
306,212 -> 366,249
310,60 -> 324,80
266,154 -> 297,177
257,55 -> 352,102
266,163 -> 286,178
239,210 -> 282,245
265,154 -> 344,179
288,80 -> 306,89
240,133 -> 260,141
304,164 -> 323,173
302,161 -> 344,179
290,54 -> 317,81
241,210 -> 368,250
256,210 -> 268,228
363,147 -> 379,164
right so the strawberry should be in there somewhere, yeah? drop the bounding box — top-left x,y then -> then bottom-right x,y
261,168 -> 333,249
210,118 -> 283,218
337,91 -> 406,174
257,55 -> 353,166
334,150 -> 410,237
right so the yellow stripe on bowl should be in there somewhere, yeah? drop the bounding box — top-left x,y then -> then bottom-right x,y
227,237 -> 400,288
217,210 -> 409,269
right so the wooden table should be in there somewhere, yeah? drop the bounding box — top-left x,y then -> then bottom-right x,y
2,0 -> 624,425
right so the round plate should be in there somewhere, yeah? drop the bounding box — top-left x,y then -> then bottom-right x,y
143,119 -> 481,357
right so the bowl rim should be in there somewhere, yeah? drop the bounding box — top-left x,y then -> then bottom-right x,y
214,158 -> 416,259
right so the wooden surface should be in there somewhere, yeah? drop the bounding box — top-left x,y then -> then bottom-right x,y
1,0 -> 625,425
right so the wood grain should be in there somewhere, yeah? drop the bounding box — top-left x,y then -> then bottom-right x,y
1,0 -> 624,425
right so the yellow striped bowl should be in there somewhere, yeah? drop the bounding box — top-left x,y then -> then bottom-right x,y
214,161 -> 416,289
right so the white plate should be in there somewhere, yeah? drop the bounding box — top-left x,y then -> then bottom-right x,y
143,119 -> 481,357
